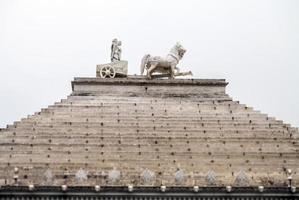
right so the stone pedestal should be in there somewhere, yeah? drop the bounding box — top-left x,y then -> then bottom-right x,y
72,77 -> 229,100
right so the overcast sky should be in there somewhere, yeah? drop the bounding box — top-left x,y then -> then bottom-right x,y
0,0 -> 298,128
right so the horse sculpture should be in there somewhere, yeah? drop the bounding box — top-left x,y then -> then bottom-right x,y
140,43 -> 190,79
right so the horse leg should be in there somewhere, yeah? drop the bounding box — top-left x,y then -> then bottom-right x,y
147,64 -> 156,79
170,64 -> 175,79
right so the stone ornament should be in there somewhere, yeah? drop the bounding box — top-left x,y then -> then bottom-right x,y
160,185 -> 166,192
44,169 -> 54,184
291,186 -> 296,193
108,169 -> 121,183
140,42 -> 192,79
193,185 -> 199,192
127,184 -> 134,192
94,185 -> 101,192
175,169 -> 185,184
258,185 -> 264,192
226,185 -> 232,192
234,170 -> 250,186
75,169 -> 88,182
28,184 -> 35,191
206,170 -> 217,185
141,169 -> 155,184
61,185 -> 68,191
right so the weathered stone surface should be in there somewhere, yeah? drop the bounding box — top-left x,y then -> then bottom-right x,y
96,61 -> 128,78
140,43 -> 190,79
0,77 -> 298,187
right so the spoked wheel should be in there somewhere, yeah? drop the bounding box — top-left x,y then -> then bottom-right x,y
100,66 -> 116,78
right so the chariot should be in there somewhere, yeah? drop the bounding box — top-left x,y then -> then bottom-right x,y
96,60 -> 128,78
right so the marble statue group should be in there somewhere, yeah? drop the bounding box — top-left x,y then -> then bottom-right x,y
97,38 -> 192,79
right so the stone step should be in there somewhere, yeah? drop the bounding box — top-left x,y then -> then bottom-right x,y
0,136 -> 295,146
6,129 -> 291,138
10,125 -> 289,132
10,119 -> 286,125
2,153 -> 298,167
20,118 -> 279,125
1,143 -> 295,154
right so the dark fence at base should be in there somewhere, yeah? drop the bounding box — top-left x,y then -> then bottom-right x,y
0,186 -> 298,200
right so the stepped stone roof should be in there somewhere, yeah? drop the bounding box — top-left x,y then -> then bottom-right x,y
0,77 -> 298,188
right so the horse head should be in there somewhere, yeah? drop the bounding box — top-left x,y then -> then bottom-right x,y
171,42 -> 187,60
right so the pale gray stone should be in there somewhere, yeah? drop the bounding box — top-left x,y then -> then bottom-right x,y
111,38 -> 122,62
44,169 -> 53,184
109,169 -> 121,183
175,169 -> 185,184
96,60 -> 128,78
140,42 -> 192,79
234,170 -> 250,186
75,169 -> 88,182
141,169 -> 155,184
206,170 -> 217,185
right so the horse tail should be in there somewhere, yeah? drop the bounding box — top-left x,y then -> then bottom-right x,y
140,54 -> 150,75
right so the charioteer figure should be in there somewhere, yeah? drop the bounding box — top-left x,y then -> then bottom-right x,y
111,38 -> 122,62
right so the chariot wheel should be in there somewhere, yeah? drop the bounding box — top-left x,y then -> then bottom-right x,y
100,65 -> 116,78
